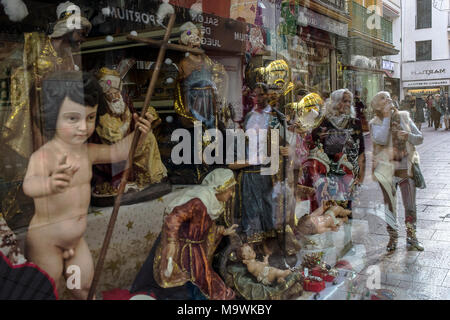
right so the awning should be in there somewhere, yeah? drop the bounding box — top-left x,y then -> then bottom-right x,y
383,70 -> 394,78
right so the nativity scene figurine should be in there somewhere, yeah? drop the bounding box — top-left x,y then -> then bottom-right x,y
91,64 -> 170,206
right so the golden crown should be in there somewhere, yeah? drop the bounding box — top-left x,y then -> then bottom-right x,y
97,67 -> 120,79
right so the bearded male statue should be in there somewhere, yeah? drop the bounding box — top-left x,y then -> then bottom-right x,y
92,65 -> 170,206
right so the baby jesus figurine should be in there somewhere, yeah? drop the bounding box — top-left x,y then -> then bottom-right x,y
238,243 -> 291,285
297,204 -> 352,235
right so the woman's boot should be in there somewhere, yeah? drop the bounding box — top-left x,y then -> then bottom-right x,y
406,223 -> 424,251
386,226 -> 398,253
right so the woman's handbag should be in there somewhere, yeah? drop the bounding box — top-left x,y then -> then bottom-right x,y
412,162 -> 426,189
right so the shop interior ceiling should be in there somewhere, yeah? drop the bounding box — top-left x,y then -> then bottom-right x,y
1,1 -> 60,35
1,1 -> 118,34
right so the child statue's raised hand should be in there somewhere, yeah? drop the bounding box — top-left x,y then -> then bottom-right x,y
49,154 -> 79,194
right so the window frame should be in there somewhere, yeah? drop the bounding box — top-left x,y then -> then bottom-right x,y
415,40 -> 432,61
416,0 -> 432,29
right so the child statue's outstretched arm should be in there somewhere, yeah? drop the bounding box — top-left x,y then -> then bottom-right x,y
90,112 -> 153,164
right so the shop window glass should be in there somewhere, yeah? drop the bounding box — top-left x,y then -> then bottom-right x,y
1,0 -> 444,302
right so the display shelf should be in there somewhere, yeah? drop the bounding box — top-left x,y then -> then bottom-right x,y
133,99 -> 173,108
133,99 -> 175,114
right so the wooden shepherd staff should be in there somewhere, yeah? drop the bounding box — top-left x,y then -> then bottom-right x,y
87,14 -> 204,299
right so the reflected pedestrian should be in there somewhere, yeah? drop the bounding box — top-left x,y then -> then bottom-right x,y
370,91 -> 425,253
442,92 -> 449,131
431,94 -> 442,130
426,95 -> 433,127
414,95 -> 425,131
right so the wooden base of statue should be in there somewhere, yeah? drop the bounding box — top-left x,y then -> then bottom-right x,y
90,180 -> 172,207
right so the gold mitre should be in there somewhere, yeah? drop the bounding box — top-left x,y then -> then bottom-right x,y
97,67 -> 120,78
298,93 -> 323,112
286,92 -> 324,131
266,59 -> 289,73
97,67 -> 121,91
265,59 -> 292,94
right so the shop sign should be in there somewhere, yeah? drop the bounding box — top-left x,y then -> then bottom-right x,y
411,69 -> 446,76
192,13 -> 248,52
192,13 -> 222,48
108,7 -> 158,26
403,79 -> 450,88
300,7 -> 348,37
382,60 -> 395,71
402,60 -> 450,81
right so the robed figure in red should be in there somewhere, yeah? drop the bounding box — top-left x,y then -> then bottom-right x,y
132,169 -> 238,300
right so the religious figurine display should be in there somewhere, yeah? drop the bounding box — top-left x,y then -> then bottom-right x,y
296,204 -> 352,235
230,83 -> 278,246
215,234 -> 304,300
131,169 -> 238,300
301,252 -> 338,283
2,1 -> 92,161
237,243 -> 292,285
231,63 -> 299,262
286,93 -> 325,133
91,64 -> 170,206
282,92 -> 325,205
174,21 -> 218,129
22,71 -> 153,300
169,21 -> 228,184
303,89 -> 366,211
0,1 -> 92,226
254,59 -> 294,101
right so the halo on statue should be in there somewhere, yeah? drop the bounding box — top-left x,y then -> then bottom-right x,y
432,0 -> 450,11
286,93 -> 325,132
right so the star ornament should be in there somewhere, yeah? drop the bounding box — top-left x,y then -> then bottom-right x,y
144,231 -> 155,242
126,220 -> 134,231
92,210 -> 103,216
